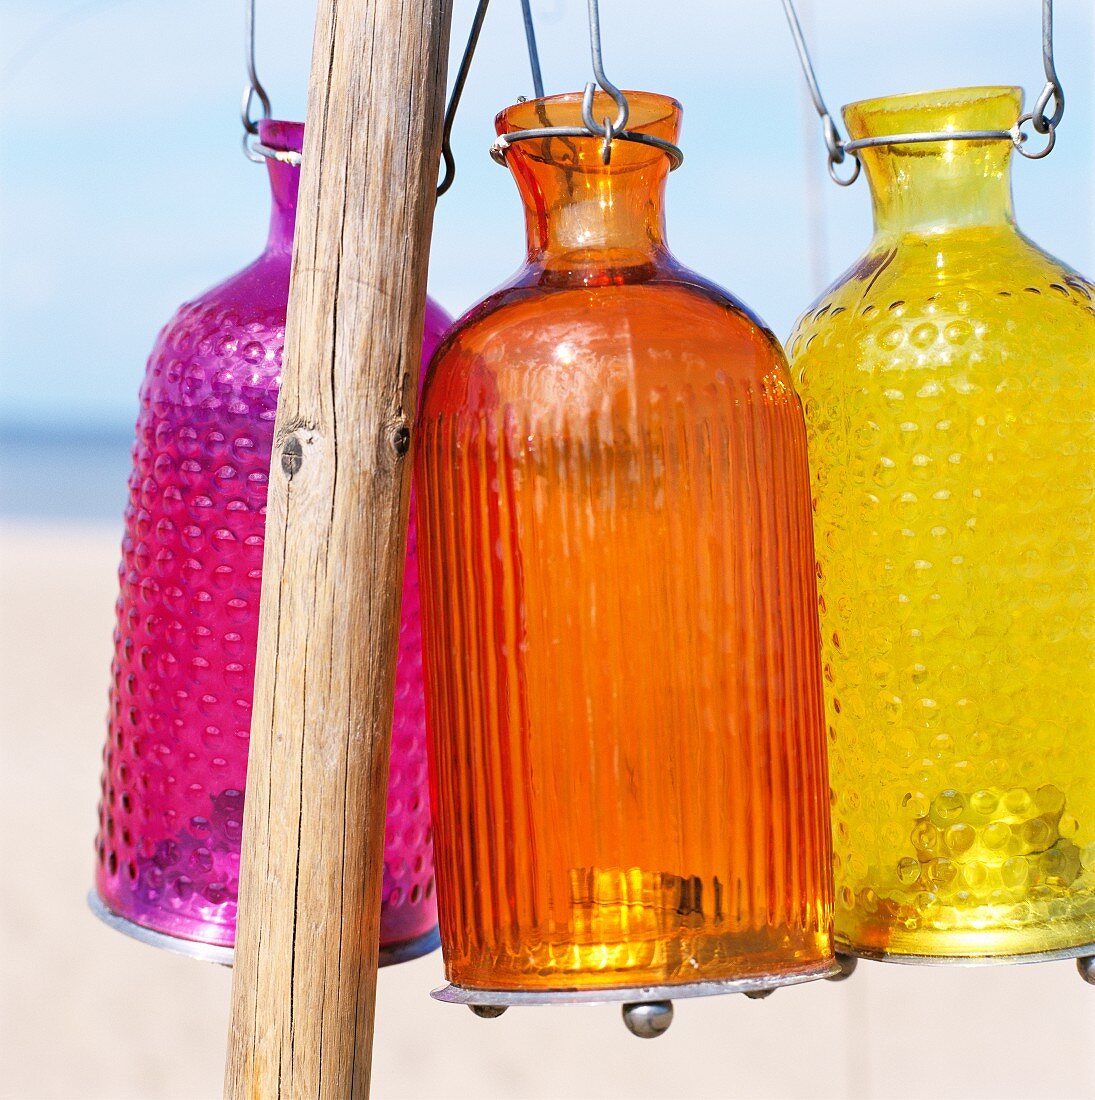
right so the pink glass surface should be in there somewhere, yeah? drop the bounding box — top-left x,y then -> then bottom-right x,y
94,119 -> 450,955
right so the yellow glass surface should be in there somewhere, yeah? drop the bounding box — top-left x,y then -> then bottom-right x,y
788,87 -> 1095,959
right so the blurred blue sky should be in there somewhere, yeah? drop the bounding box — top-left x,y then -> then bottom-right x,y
1,0 -> 1092,430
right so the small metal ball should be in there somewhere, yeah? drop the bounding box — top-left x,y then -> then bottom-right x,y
1078,957 -> 1095,986
622,1001 -> 674,1039
744,988 -> 774,1001
828,954 -> 858,982
469,1004 -> 508,1019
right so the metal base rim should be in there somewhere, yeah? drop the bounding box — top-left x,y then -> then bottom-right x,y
840,940 -> 1095,968
88,891 -> 235,966
88,891 -> 441,969
432,958 -> 840,1007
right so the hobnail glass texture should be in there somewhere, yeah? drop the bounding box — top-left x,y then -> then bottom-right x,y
416,92 -> 834,994
94,120 -> 450,956
788,87 -> 1095,960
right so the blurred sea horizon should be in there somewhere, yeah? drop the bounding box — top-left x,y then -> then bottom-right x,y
0,421 -> 132,521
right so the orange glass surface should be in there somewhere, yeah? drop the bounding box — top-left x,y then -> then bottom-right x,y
416,92 -> 833,993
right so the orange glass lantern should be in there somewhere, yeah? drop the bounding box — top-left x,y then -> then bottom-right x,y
416,89 -> 836,1034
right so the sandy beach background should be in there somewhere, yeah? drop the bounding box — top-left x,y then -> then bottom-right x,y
2,506 -> 1094,1099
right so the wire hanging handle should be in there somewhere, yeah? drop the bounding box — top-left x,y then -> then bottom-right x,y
437,0 -> 548,196
521,0 -> 546,101
1031,0 -> 1064,134
239,0 -> 301,164
581,0 -> 629,164
778,0 -> 858,185
780,0 -> 1066,186
437,0 -> 497,197
241,0 -> 273,163
490,0 -> 684,170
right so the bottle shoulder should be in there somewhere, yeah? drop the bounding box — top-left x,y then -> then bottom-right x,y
423,265 -> 790,417
448,262 -> 773,336
140,255 -> 289,414
165,252 -> 292,333
788,230 -> 1095,373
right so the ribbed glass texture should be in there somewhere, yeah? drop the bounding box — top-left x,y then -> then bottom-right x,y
94,120 -> 449,958
417,92 -> 833,993
789,88 -> 1095,959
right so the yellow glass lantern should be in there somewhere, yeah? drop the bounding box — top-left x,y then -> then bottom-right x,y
788,85 -> 1095,963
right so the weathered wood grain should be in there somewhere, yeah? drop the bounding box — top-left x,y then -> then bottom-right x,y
225,2 -> 452,1096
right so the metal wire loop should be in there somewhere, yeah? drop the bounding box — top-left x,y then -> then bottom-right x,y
240,0 -> 273,163
821,117 -> 842,163
844,129 -> 1014,154
490,126 -> 684,170
842,121 -> 1056,162
827,148 -> 861,187
444,0 -> 682,185
780,0 -> 1065,185
1032,80 -> 1063,135
250,142 -> 303,166
493,0 -> 683,170
583,83 -> 621,165
1013,112 -> 1056,160
241,86 -> 271,138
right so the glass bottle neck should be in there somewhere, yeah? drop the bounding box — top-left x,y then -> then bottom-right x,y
845,87 -> 1021,240
515,159 -> 669,274
259,120 -> 304,254
498,92 -> 682,284
860,142 -> 1015,238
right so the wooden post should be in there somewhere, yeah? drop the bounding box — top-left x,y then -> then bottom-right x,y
224,2 -> 452,1097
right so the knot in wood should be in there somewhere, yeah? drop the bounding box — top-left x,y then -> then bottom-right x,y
390,424 -> 411,458
281,436 -> 304,479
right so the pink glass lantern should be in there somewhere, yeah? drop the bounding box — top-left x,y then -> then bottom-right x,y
91,120 -> 450,965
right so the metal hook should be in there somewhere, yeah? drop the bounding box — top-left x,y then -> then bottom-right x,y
240,0 -> 273,163
1032,0 -> 1064,134
580,0 -> 629,162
